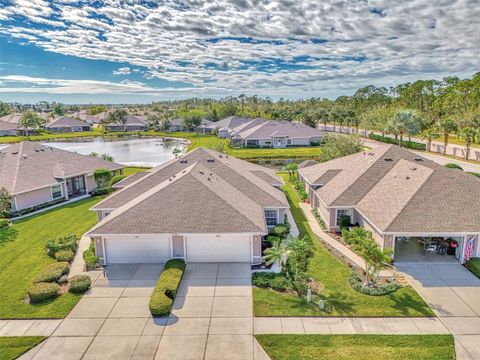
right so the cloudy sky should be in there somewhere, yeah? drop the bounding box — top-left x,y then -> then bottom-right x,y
0,0 -> 478,104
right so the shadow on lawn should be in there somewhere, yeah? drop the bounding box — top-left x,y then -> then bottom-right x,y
322,291 -> 355,315
387,289 -> 434,317
0,226 -> 18,247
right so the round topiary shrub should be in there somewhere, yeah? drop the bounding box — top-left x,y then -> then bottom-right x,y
27,282 -> 60,303
69,275 -> 92,293
34,262 -> 70,283
54,249 -> 75,262
46,233 -> 77,257
349,272 -> 400,296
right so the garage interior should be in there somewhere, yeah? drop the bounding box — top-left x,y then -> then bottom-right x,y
394,236 -> 463,264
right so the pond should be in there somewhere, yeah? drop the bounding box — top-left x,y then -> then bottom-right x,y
42,137 -> 188,167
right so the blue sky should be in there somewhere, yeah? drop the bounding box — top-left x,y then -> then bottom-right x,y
0,0 -> 478,104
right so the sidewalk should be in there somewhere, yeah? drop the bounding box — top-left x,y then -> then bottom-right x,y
69,236 -> 103,280
299,203 -> 394,278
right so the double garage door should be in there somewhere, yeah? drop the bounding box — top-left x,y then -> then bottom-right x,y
104,234 -> 251,264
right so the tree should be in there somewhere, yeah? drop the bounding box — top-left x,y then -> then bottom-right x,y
320,134 -> 363,162
181,109 -> 204,130
283,162 -> 298,179
101,153 -> 114,162
262,238 -> 288,269
419,128 -> 439,152
435,117 -> 458,155
107,109 -> 128,131
88,105 -> 107,115
286,236 -> 312,281
94,169 -> 113,189
0,101 -> 12,117
458,127 -> 477,160
391,110 -> 420,146
0,187 -> 12,217
54,104 -> 64,116
19,111 -> 45,136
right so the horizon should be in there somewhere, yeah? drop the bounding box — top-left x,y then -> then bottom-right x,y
0,1 -> 479,104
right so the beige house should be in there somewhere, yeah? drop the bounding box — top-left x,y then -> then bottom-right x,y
298,145 -> 480,264
46,117 -> 91,133
0,142 -> 124,213
87,147 -> 288,265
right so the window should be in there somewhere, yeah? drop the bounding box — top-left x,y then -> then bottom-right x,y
287,139 -> 292,145
265,209 -> 278,227
51,185 -> 62,199
337,209 -> 350,218
246,140 -> 259,146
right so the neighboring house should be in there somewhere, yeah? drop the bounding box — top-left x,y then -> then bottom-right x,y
231,119 -> 323,148
167,118 -> 184,132
70,110 -> 101,125
196,119 -> 213,133
298,144 -> 480,264
0,121 -> 18,136
0,113 -> 49,135
106,115 -> 148,132
0,142 -> 124,213
206,116 -> 253,137
47,117 -> 92,133
87,147 -> 289,265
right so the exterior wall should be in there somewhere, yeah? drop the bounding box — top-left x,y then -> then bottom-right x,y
93,237 -> 104,263
217,130 -> 229,138
363,218 -> 385,249
253,235 -> 262,264
316,199 -> 332,228
278,208 -> 287,224
290,138 -> 311,146
0,129 -> 17,136
14,186 -> 58,211
86,175 -> 96,193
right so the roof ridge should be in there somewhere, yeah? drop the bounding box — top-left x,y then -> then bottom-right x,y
10,141 -> 24,193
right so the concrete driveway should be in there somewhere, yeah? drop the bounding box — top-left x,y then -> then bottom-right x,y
398,262 -> 480,359
20,263 -> 269,360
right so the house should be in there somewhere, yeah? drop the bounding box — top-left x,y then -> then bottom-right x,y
0,142 -> 124,213
231,119 -> 323,148
0,121 -> 18,136
167,118 -> 184,132
70,110 -> 101,125
0,113 -> 49,135
106,115 -> 148,132
47,117 -> 92,133
206,116 -> 253,138
87,147 -> 289,265
298,144 -> 480,264
195,119 -> 213,133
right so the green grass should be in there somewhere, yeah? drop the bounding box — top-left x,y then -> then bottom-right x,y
0,197 -> 103,319
466,258 -> 480,278
0,337 -> 46,360
255,335 -> 455,360
123,166 -> 151,176
252,174 -> 433,317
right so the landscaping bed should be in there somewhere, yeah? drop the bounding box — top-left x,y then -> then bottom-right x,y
0,336 -> 46,360
255,334 -> 455,360
252,174 -> 433,317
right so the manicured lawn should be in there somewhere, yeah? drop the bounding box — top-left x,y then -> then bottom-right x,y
252,174 -> 433,317
0,337 -> 46,360
0,197 -> 102,319
466,258 -> 480,278
255,335 -> 455,360
124,166 -> 151,176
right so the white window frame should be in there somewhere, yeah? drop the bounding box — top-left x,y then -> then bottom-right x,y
51,184 -> 63,200
265,209 -> 279,228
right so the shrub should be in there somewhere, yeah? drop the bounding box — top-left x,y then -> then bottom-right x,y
312,209 -> 327,230
110,175 -> 127,187
0,218 -> 9,229
264,235 -> 280,247
46,233 -> 77,257
83,242 -> 99,271
90,187 -> 111,196
69,275 -> 92,293
54,249 -> 74,262
269,224 -> 290,239
465,258 -> 480,278
444,163 -> 463,170
468,172 -> 480,178
34,262 -> 70,283
349,272 -> 400,295
94,168 -> 113,188
149,259 -> 186,316
252,272 -> 293,292
27,282 -> 60,303
368,133 -> 426,150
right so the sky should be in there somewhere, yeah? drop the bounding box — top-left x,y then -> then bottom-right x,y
0,0 -> 478,104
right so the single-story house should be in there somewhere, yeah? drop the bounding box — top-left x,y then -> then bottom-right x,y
298,144 -> 480,264
0,120 -> 18,136
70,110 -> 102,125
0,113 -> 48,135
231,119 -> 323,148
195,119 -> 213,133
167,118 -> 184,132
106,115 -> 148,132
87,147 -> 289,265
0,141 -> 124,213
47,117 -> 92,133
205,116 -> 254,138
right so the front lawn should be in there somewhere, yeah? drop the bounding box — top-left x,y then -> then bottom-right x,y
123,166 -> 151,176
0,197 -> 101,319
252,174 -> 433,317
465,258 -> 480,278
255,335 -> 455,360
0,336 -> 46,360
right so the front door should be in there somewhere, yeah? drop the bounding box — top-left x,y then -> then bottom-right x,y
172,235 -> 185,258
67,176 -> 86,197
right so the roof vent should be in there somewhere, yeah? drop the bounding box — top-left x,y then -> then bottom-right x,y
414,158 -> 424,162
199,171 -> 204,175
22,154 -> 28,159
179,159 -> 188,164
35,149 -> 40,152
207,158 -> 215,163
384,157 -> 393,162
12,151 -> 18,155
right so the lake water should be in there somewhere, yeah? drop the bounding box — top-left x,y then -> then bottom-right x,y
42,137 -> 188,167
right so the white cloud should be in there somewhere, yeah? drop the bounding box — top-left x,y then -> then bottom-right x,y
0,0 -> 478,98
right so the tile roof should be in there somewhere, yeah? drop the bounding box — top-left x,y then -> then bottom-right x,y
0,141 -> 124,195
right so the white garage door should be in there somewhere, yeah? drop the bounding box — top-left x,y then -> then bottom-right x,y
186,234 -> 251,262
105,235 -> 171,263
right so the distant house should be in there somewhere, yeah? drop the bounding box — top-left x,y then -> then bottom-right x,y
0,113 -> 49,135
196,119 -> 213,133
206,116 -> 253,137
229,118 -> 323,148
167,118 -> 184,132
0,121 -> 18,136
70,110 -> 101,125
47,117 -> 92,133
106,115 -> 148,132
0,142 -> 124,214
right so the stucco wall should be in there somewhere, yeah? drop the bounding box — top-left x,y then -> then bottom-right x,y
316,198 -> 332,228
14,186 -> 55,210
86,175 -> 96,193
363,218 -> 385,249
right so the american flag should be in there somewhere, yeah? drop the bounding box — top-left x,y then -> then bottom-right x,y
464,238 -> 476,261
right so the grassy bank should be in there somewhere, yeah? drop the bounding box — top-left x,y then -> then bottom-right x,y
252,174 -> 433,317
0,337 -> 46,360
255,335 -> 455,360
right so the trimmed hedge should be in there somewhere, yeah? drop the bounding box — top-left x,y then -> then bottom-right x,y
46,233 -> 77,257
90,187 -> 111,196
469,172 -> 480,178
54,249 -> 74,262
252,272 -> 293,292
349,272 -> 400,296
110,175 -> 127,187
34,262 -> 70,283
69,275 -> 92,293
83,241 -> 99,270
27,282 -> 60,303
368,133 -> 426,150
444,163 -> 463,170
149,259 -> 186,316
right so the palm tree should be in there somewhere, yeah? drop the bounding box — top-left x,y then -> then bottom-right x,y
392,110 -> 420,146
458,127 -> 477,160
101,153 -> 114,162
262,239 -> 287,269
356,235 -> 393,286
435,118 -> 458,155
283,162 -> 298,179
19,111 -> 43,136
419,128 -> 439,152
286,236 -> 312,281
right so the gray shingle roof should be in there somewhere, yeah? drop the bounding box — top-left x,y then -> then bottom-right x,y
47,117 -> 91,128
238,121 -> 322,140
209,116 -> 253,130
0,141 -> 124,195
0,121 -> 17,131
